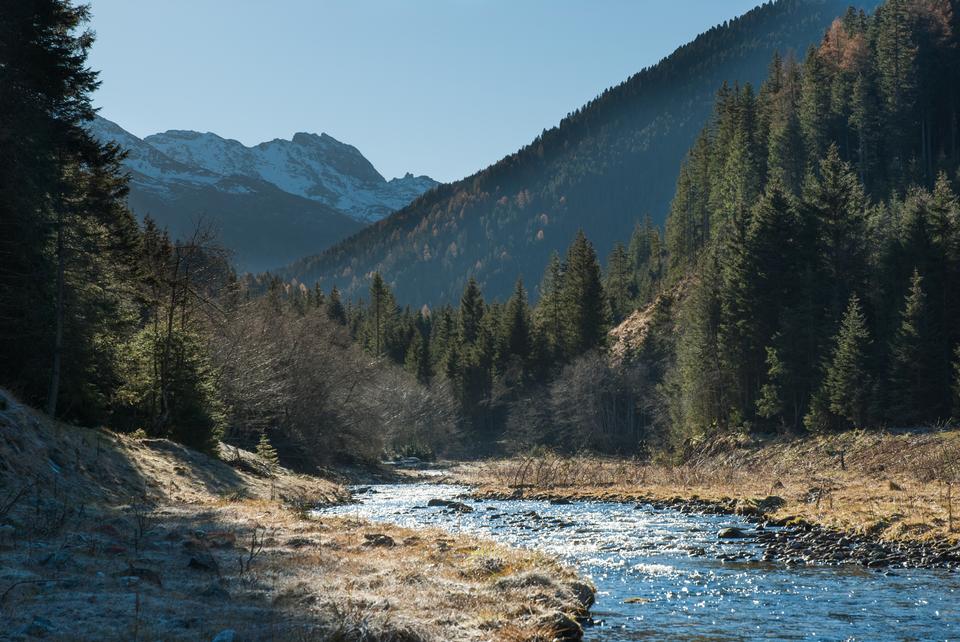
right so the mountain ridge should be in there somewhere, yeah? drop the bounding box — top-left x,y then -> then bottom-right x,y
281,0 -> 883,306
89,116 -> 438,271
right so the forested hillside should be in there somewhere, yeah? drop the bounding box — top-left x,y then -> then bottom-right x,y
285,0 -> 881,305
664,0 -> 960,438
312,0 -> 960,456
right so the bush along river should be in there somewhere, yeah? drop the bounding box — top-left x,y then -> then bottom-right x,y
315,483 -> 960,640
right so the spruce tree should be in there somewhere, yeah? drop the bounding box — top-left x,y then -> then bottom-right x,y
326,286 -> 347,325
534,252 -> 566,361
499,278 -> 532,368
799,46 -> 832,168
888,269 -> 940,424
765,56 -> 804,195
822,294 -> 873,428
256,431 -> 280,472
561,231 -> 608,356
756,343 -> 787,424
875,0 -> 918,184
459,277 -> 485,345
803,145 -> 869,321
363,273 -> 397,357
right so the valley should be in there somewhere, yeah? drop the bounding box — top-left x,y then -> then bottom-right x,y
2,0 -> 960,640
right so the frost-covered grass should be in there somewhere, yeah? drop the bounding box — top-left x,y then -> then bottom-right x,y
0,390 -> 589,641
452,429 -> 960,544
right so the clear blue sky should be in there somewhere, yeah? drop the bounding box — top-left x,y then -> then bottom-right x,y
88,0 -> 761,183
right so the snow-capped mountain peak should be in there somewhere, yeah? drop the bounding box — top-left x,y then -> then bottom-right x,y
86,117 -> 437,222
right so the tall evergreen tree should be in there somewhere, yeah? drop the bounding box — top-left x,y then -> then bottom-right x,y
821,293 -> 873,428
803,145 -> 869,321
560,231 -> 608,356
535,252 -> 566,361
874,0 -> 918,184
363,272 -> 397,357
0,0 -> 143,420
498,278 -> 532,369
887,269 -> 941,424
459,277 -> 485,345
326,285 -> 347,325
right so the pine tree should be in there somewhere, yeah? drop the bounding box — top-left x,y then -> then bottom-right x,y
459,277 -> 485,345
561,231 -> 608,356
326,286 -> 347,325
875,0 -> 918,184
363,272 -> 397,357
822,294 -> 873,428
803,145 -> 868,321
535,252 -> 566,361
256,431 -> 280,472
888,269 -> 940,424
498,278 -> 532,369
799,46 -> 832,169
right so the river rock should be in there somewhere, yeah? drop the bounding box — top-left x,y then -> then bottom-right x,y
718,527 -> 749,539
426,498 -> 474,513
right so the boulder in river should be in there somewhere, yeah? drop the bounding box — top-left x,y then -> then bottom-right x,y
426,498 -> 474,513
718,527 -> 749,539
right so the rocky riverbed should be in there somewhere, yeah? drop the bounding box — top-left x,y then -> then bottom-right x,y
474,489 -> 960,572
319,483 -> 960,640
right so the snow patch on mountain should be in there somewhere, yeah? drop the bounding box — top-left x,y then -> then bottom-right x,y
141,126 -> 436,222
88,116 -> 437,222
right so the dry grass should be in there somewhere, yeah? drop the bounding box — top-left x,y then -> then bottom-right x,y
0,390 -> 589,641
450,429 -> 960,545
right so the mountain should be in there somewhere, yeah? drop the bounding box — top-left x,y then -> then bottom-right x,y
142,129 -> 437,222
283,0 -> 882,305
88,117 -> 437,272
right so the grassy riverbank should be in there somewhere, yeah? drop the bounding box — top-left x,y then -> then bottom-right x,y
448,429 -> 960,546
0,391 -> 592,641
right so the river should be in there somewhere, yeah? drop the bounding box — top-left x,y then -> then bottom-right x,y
315,483 -> 959,640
